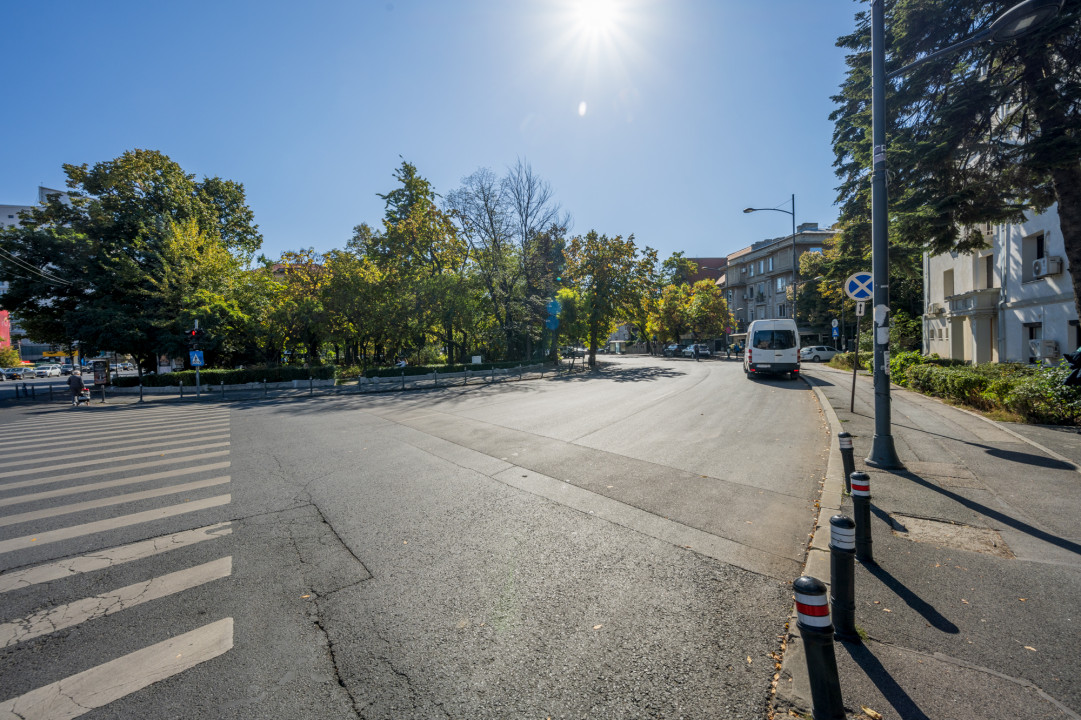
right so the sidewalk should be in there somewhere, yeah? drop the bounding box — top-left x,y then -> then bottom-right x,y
775,363 -> 1081,720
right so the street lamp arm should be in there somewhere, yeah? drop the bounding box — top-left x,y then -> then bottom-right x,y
743,207 -> 794,217
886,29 -> 990,80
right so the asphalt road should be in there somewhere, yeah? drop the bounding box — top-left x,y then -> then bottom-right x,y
0,355 -> 828,718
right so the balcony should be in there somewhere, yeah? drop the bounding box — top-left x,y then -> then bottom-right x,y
946,288 -> 999,316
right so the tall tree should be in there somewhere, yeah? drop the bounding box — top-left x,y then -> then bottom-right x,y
0,149 -> 261,371
564,231 -> 649,367
831,1 -> 1081,316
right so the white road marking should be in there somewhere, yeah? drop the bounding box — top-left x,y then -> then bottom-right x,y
0,556 -> 232,648
0,410 -> 230,441
0,462 -> 231,508
1,433 -> 231,468
0,422 -> 231,457
0,450 -> 231,491
0,494 -> 232,555
0,523 -> 232,593
0,442 -> 231,479
0,617 -> 234,720
0,477 -> 230,528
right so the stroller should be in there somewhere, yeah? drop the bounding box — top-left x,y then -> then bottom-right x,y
73,387 -> 91,407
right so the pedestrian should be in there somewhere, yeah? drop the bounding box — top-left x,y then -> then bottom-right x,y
693,343 -> 700,362
67,372 -> 86,406
726,344 -> 731,360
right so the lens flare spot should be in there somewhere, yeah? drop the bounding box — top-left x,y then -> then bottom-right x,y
578,101 -> 587,117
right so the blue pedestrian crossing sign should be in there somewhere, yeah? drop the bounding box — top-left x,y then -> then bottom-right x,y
832,326 -> 839,338
845,272 -> 873,301
189,350 -> 205,367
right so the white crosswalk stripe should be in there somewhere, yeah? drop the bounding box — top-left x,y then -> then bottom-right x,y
0,404 -> 237,715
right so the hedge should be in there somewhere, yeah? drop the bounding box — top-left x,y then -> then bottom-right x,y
360,360 -> 552,379
903,360 -> 1081,425
112,365 -> 336,387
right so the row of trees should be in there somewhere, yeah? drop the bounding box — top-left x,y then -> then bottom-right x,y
0,150 -> 730,373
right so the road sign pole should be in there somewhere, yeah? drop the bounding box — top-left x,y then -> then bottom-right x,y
851,314 -> 860,413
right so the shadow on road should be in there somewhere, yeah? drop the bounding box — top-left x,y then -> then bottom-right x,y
841,641 -> 933,720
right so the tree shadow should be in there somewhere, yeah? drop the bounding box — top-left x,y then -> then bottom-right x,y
887,425 -> 1075,471
841,641 -> 933,720
861,558 -> 960,634
889,468 -> 1081,556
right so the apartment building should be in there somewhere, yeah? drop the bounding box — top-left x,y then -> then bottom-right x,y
724,223 -> 835,332
923,205 -> 1078,364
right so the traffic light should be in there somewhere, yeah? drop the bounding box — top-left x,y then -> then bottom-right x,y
187,328 -> 205,350
1064,348 -> 1081,387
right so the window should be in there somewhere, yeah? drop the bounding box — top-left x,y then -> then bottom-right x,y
778,304 -> 786,318
1072,320 -> 1080,353
984,255 -> 995,289
768,257 -> 774,271
1022,232 -> 1046,282
757,282 -> 765,297
749,264 -> 754,277
1025,323 -> 1042,364
758,260 -> 765,273
752,329 -> 797,350
776,277 -> 786,292
943,269 -> 955,298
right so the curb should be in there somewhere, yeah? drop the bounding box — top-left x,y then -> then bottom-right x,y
771,370 -> 850,716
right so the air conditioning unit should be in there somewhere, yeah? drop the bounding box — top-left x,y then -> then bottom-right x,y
1032,256 -> 1064,278
926,302 -> 943,315
1030,339 -> 1060,360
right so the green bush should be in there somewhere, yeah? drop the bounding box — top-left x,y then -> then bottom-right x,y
1003,362 -> 1081,425
113,365 -> 336,387
828,352 -> 872,372
362,360 -> 551,379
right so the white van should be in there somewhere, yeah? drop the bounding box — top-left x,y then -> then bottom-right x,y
743,319 -> 800,379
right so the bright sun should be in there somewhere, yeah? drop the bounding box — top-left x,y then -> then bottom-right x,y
573,0 -> 618,36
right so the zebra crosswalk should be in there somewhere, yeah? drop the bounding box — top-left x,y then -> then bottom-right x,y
0,404 -> 236,718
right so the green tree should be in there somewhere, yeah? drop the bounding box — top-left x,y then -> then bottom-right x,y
564,231 -> 649,367
0,150 -> 261,373
685,279 -> 731,340
831,1 -> 1081,317
0,344 -> 21,367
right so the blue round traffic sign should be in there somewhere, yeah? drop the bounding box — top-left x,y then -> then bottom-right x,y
845,272 -> 873,301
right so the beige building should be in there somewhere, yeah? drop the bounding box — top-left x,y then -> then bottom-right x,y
724,223 -> 835,333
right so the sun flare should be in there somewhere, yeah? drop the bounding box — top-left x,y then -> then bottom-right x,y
573,0 -> 618,36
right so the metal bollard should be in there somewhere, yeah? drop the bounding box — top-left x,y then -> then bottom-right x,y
829,515 -> 859,642
400,371 -> 405,390
793,576 -> 845,720
309,376 -> 313,396
31,384 -> 36,399
100,384 -> 106,404
851,471 -> 873,563
179,380 -> 184,399
838,432 -> 855,494
49,385 -> 53,401
264,379 -> 268,398
139,382 -> 144,403
220,380 -> 224,400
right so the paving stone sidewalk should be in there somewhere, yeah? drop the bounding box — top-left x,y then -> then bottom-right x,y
774,364 -> 1081,720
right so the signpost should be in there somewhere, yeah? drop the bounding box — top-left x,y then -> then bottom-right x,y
845,273 -> 872,413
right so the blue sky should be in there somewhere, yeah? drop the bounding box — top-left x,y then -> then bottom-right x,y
2,0 -> 860,263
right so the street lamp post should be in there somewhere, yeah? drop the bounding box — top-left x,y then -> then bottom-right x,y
744,194 -> 798,321
865,0 -> 1062,468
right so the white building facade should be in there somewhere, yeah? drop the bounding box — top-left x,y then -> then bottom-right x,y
924,205 -> 1079,364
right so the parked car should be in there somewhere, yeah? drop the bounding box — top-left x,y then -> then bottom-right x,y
682,343 -> 712,358
663,343 -> 685,357
3,367 -> 27,380
800,346 -> 838,363
35,365 -> 62,377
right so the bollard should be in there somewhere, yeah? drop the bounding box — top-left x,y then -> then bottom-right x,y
793,576 -> 845,720
264,379 -> 268,398
401,371 -> 405,391
179,381 -> 184,399
139,382 -> 144,403
464,368 -> 469,386
309,376 -> 313,396
100,383 -> 106,404
31,384 -> 36,399
220,380 -> 224,400
49,385 -> 53,401
829,515 -> 859,642
850,471 -> 873,563
838,432 -> 855,494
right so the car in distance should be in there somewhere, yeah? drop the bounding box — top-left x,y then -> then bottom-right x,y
663,343 -> 685,357
3,367 -> 26,380
800,346 -> 838,362
682,343 -> 712,358
35,364 -> 62,377
744,318 -> 801,379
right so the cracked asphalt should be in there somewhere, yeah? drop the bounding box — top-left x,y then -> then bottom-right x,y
1,355 -> 828,718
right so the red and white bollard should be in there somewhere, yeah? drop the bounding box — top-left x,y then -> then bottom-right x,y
794,575 -> 845,720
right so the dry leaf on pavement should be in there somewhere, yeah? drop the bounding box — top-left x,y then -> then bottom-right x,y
861,706 -> 883,720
